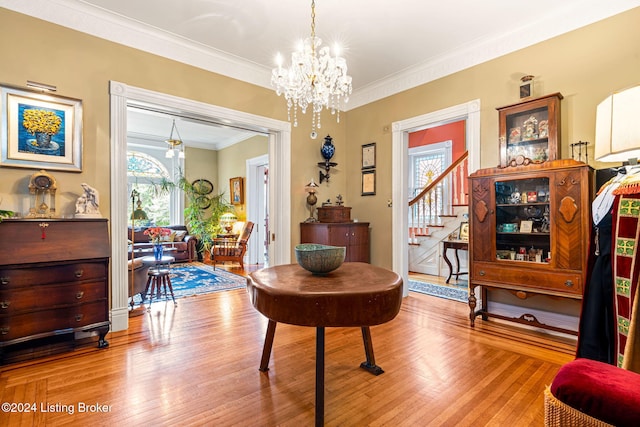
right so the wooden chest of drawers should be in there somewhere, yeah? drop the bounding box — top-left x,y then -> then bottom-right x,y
0,219 -> 110,363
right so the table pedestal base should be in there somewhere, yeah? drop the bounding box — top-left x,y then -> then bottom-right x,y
258,319 -> 385,426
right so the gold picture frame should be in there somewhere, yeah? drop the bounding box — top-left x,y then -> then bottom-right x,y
458,222 -> 469,241
230,177 -> 244,205
361,170 -> 376,196
1,84 -> 83,172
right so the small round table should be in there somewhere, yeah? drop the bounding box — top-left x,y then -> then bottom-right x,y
140,255 -> 176,306
247,262 -> 403,426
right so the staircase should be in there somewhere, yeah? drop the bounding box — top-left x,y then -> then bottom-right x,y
408,151 -> 469,276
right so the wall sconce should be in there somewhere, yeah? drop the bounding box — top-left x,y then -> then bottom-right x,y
318,135 -> 337,183
304,179 -> 319,222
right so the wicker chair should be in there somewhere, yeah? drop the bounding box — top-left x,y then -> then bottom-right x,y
210,221 -> 254,269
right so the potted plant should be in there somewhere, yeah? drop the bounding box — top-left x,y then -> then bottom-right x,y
174,174 -> 234,262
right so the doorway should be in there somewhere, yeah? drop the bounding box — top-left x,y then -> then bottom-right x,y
392,99 -> 481,297
109,81 -> 292,332
247,154 -> 269,266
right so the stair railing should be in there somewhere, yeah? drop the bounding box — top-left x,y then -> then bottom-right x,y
408,151 -> 468,240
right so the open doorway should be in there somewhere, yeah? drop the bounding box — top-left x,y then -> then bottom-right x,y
392,100 -> 481,298
247,154 -> 269,266
109,81 -> 291,332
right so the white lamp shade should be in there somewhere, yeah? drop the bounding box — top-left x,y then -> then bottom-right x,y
595,84 -> 640,163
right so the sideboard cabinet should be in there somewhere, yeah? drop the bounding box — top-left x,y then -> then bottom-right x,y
300,222 -> 370,263
0,219 -> 110,363
468,159 -> 593,334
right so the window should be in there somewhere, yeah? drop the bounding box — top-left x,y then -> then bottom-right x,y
127,151 -> 172,226
409,141 -> 452,223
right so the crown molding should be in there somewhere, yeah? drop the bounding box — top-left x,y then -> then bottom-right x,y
0,0 -> 272,88
348,2 -> 640,109
2,0 -> 639,110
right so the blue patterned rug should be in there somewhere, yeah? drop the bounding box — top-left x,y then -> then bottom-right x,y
133,262 -> 245,303
408,280 -> 468,303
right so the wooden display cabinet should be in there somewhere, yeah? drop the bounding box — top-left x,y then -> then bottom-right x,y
498,93 -> 563,168
468,159 -> 593,334
300,222 -> 370,263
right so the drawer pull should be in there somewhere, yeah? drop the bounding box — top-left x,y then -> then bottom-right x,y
0,277 -> 9,285
0,301 -> 10,309
75,314 -> 84,322
76,291 -> 85,299
564,280 -> 574,288
75,269 -> 84,278
479,270 -> 485,276
0,327 -> 9,335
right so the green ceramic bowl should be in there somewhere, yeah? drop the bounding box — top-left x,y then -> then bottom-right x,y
295,244 -> 346,275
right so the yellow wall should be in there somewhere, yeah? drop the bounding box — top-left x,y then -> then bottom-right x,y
184,146 -> 218,195
217,134 -> 269,219
347,7 -> 640,266
1,7 -> 639,269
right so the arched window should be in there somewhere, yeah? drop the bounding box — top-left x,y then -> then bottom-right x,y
127,151 -> 172,226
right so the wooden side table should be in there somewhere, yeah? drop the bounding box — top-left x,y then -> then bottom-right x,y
247,262 -> 402,426
442,239 -> 469,283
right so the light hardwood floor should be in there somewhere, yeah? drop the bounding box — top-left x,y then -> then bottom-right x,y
0,266 -> 575,426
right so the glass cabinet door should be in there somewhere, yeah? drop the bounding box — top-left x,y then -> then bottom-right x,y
497,93 -> 562,168
494,177 -> 550,263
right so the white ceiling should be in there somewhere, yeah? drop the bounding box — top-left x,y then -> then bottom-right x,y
3,0 -> 639,148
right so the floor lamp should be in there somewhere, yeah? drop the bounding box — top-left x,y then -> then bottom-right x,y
129,189 -> 147,317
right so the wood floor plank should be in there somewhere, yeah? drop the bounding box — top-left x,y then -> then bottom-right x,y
0,284 -> 575,426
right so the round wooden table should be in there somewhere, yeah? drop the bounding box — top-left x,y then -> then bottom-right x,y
247,262 -> 403,426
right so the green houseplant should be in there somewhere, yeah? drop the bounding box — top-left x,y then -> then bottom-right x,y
172,174 -> 234,261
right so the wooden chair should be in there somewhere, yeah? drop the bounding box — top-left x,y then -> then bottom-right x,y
211,221 -> 254,269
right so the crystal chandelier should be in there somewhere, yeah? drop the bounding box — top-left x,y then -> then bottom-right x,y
271,0 -> 352,139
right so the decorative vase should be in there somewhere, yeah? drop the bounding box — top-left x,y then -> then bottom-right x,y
320,135 -> 335,161
153,243 -> 164,261
35,132 -> 52,148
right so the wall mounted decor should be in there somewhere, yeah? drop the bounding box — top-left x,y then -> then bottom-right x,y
0,85 -> 83,172
361,170 -> 376,196
230,177 -> 244,205
497,93 -> 562,168
318,134 -> 337,183
361,142 -> 376,169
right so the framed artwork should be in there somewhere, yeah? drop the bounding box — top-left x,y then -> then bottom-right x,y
519,220 -> 533,233
361,142 -> 376,169
230,177 -> 244,205
361,170 -> 376,196
458,222 -> 469,240
1,85 -> 83,172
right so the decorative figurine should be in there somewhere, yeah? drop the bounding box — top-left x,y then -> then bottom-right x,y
75,183 -> 102,218
335,194 -> 344,206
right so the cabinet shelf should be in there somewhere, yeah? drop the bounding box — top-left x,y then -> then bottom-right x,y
497,232 -> 550,236
497,202 -> 549,208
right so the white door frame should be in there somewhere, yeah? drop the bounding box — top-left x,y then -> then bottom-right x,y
246,154 -> 269,265
109,81 -> 291,332
392,100 -> 481,296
